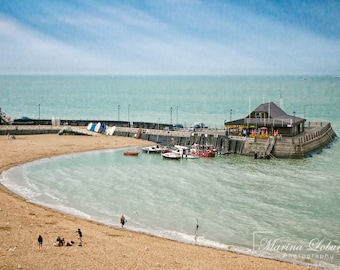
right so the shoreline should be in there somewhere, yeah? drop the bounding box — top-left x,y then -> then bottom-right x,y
0,134 -> 320,269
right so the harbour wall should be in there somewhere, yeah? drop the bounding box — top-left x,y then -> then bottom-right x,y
112,124 -> 337,158
272,123 -> 337,158
9,118 -> 174,130
0,122 -> 337,159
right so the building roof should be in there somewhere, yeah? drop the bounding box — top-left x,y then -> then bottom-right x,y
251,102 -> 287,118
225,102 -> 305,127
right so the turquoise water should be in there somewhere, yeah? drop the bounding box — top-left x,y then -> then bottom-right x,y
1,75 -> 340,268
1,75 -> 339,128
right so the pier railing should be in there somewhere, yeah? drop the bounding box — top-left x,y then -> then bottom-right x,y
115,126 -> 226,137
295,123 -> 333,145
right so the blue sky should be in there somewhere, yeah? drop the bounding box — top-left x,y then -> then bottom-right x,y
0,0 -> 339,75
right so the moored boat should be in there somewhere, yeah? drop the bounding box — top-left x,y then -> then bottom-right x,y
181,152 -> 199,159
123,152 -> 139,156
142,145 -> 162,154
161,152 -> 181,160
174,145 -> 199,159
198,149 -> 216,157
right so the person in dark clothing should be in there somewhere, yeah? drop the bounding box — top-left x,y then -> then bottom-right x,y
38,235 -> 43,249
78,229 -> 83,242
120,215 -> 127,228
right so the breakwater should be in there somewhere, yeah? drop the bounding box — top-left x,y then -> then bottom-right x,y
9,118 -> 174,130
0,121 -> 337,158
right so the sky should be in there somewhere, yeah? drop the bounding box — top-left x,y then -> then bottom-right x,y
0,0 -> 339,75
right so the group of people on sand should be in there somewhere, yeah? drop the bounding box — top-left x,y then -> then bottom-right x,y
37,228 -> 82,249
38,216 -> 127,250
54,236 -> 75,247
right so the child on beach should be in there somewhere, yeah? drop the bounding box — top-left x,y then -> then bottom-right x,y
38,235 -> 43,249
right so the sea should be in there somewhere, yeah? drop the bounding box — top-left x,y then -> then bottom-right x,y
1,75 -> 340,269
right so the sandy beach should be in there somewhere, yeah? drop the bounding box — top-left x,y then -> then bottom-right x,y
0,134 -> 317,270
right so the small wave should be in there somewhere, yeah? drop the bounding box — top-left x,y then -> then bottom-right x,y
45,192 -> 62,201
1,178 -> 41,200
35,202 -> 92,220
115,224 -> 337,269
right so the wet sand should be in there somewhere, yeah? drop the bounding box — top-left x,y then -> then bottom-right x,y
0,134 -> 316,269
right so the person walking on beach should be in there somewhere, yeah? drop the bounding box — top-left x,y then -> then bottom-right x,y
38,235 -> 43,249
120,215 -> 127,228
77,228 -> 82,246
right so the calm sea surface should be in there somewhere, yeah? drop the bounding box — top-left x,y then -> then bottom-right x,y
1,75 -> 340,268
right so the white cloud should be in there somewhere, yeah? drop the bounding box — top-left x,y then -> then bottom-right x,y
0,16 -> 113,74
0,0 -> 339,75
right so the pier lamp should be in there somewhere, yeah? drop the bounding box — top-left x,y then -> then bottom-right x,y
170,107 -> 173,124
118,105 -> 120,121
293,111 -> 296,136
128,104 -> 130,122
230,109 -> 232,122
38,104 -> 40,129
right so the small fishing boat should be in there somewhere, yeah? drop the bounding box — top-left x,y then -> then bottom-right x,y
174,145 -> 199,159
198,149 -> 216,157
219,150 -> 232,155
160,147 -> 173,153
142,145 -> 162,154
161,152 -> 181,160
181,152 -> 199,159
123,151 -> 139,156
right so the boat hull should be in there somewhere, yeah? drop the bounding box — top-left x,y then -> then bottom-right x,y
142,146 -> 162,154
123,152 -> 139,156
161,152 -> 181,160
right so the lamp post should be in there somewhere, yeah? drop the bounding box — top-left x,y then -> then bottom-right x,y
118,105 -> 120,121
230,109 -> 232,122
293,111 -> 296,136
128,104 -> 130,123
170,107 -> 173,124
176,106 -> 178,124
38,104 -> 40,130
157,117 -> 160,143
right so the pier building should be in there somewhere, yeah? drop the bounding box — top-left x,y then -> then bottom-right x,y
224,102 -> 305,138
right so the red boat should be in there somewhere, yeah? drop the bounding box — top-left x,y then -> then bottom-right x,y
198,149 -> 216,157
123,152 -> 139,156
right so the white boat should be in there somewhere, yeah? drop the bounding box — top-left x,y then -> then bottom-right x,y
161,152 -> 181,160
173,145 -> 199,159
142,145 -> 162,154
181,152 -> 199,159
106,126 -> 116,136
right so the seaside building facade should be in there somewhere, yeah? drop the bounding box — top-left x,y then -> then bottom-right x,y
224,102 -> 305,137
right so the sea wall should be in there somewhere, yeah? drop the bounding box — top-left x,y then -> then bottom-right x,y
1,123 -> 337,159
0,125 -> 60,136
242,138 -> 270,158
273,123 -> 337,158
